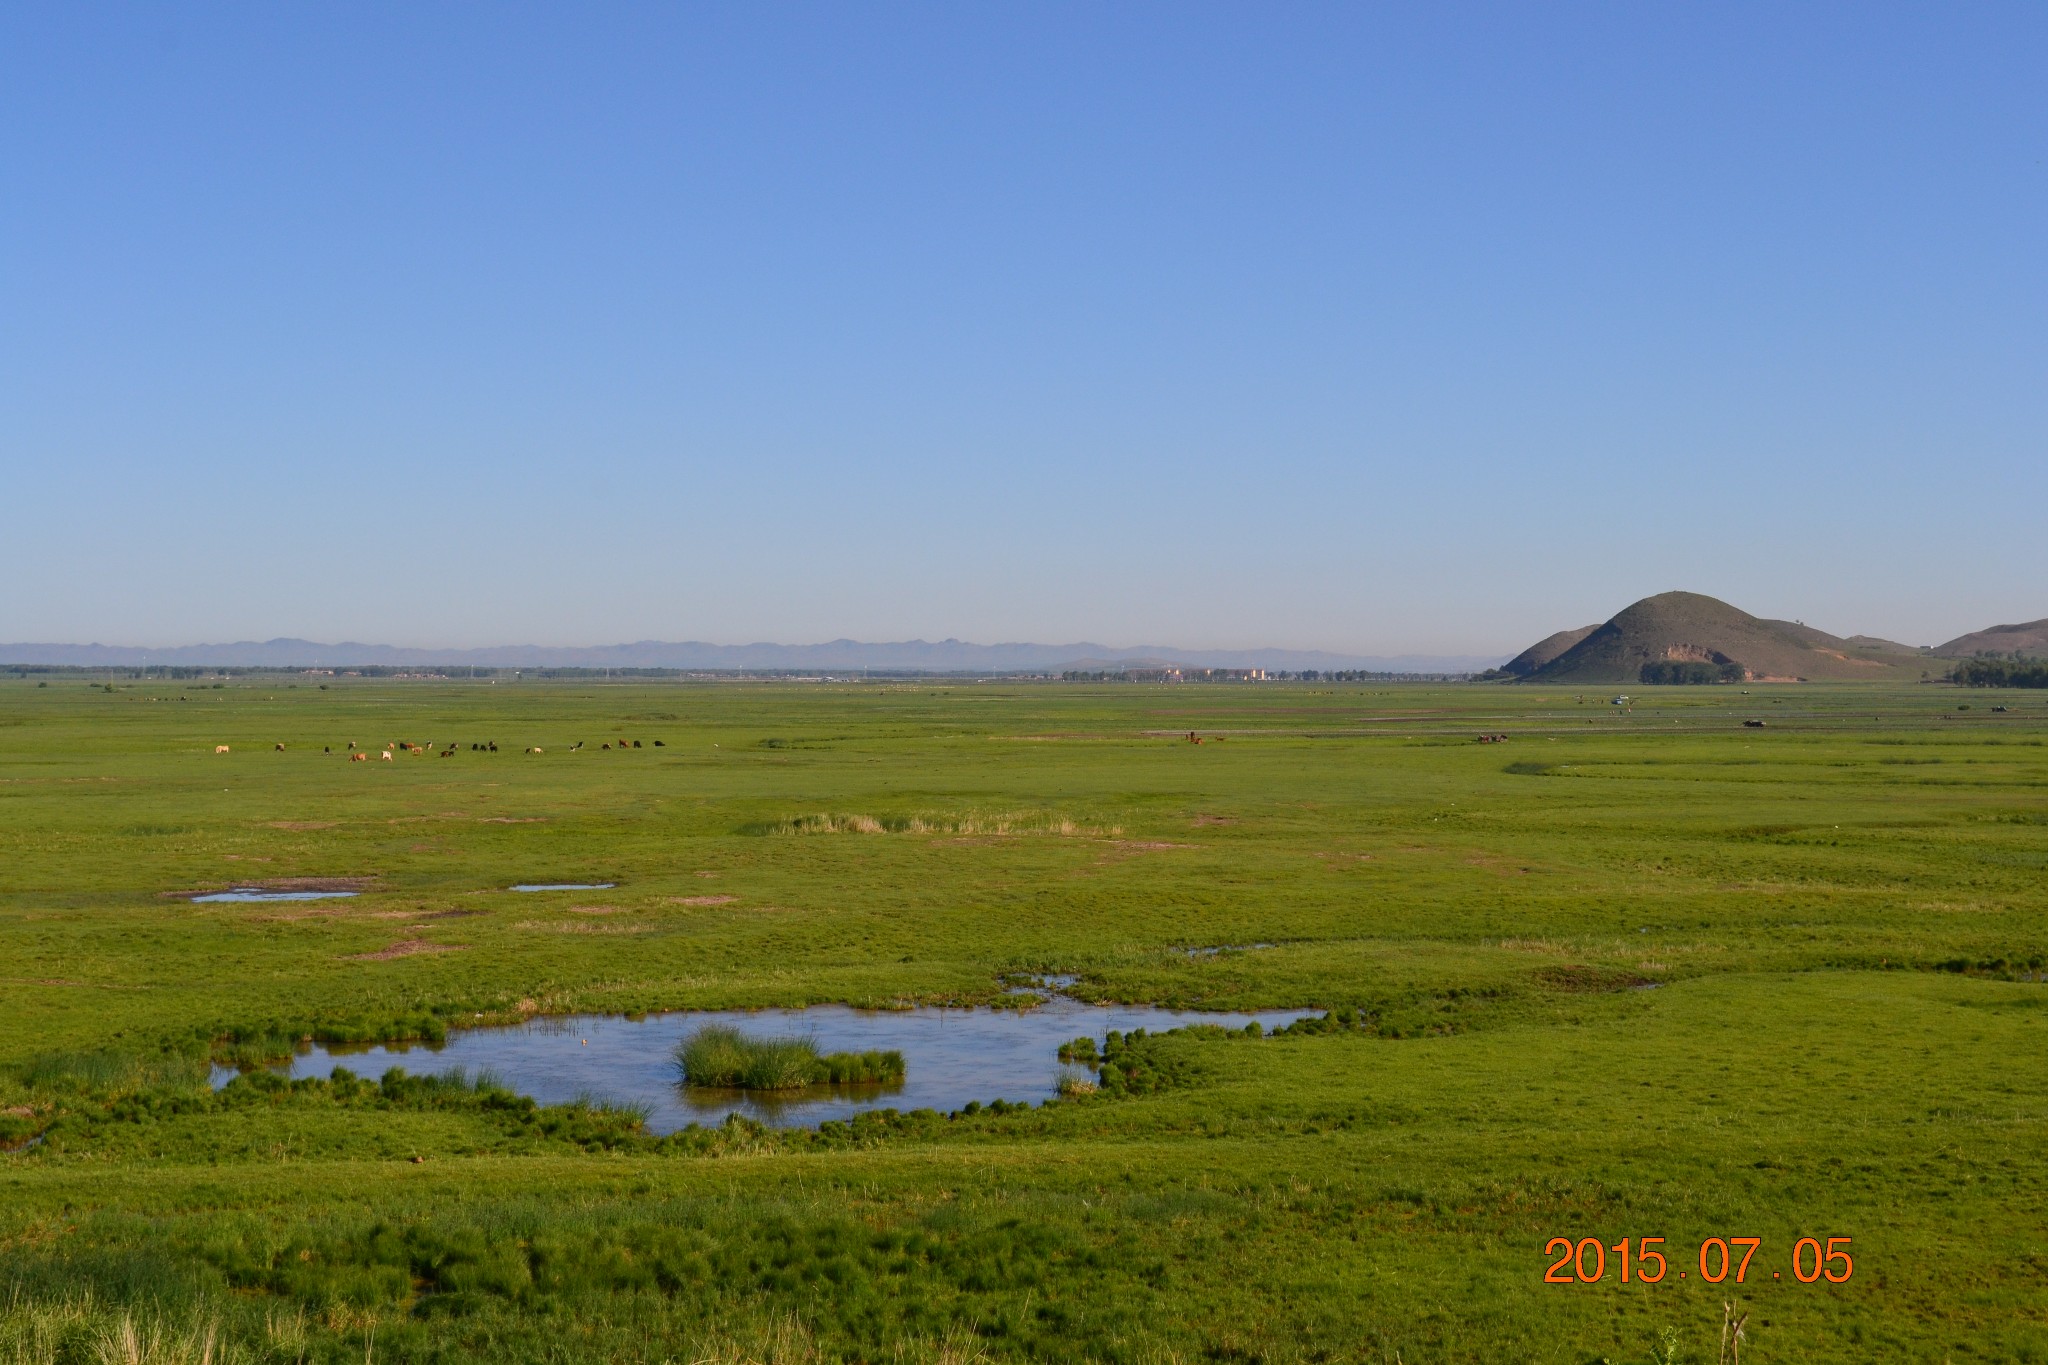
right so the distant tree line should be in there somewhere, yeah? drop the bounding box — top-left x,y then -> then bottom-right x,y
1951,658 -> 2048,688
1639,661 -> 1745,685
1060,669 -> 1476,683
1293,670 -> 1474,682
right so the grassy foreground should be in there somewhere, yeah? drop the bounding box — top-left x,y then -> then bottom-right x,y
1,675 -> 2045,1362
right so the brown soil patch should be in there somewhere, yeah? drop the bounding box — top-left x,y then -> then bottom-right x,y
693,871 -> 719,878
480,817 -> 546,824
2,1106 -> 34,1118
166,876 -> 376,899
346,940 -> 466,961
267,821 -> 337,831
669,895 -> 738,906
1535,965 -> 1655,993
569,905 -> 625,915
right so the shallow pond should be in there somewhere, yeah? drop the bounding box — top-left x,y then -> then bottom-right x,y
191,888 -> 359,903
227,998 -> 1308,1131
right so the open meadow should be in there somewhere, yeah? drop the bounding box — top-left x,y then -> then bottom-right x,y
2,676 -> 2045,1363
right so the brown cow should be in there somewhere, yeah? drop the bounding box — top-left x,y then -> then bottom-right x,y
214,745 -> 230,754
349,752 -> 368,763
275,743 -> 285,751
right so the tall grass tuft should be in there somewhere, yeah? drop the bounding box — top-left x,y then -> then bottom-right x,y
675,1027 -> 904,1090
0,1291 -> 230,1365
16,1051 -> 208,1095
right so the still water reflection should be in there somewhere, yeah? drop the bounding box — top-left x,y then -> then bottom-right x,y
228,998 -> 1308,1132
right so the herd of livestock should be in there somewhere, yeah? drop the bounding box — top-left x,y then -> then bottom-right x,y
209,738 -> 666,761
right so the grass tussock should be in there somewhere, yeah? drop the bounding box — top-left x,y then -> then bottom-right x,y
743,811 -> 1120,838
0,1292 -> 228,1365
674,1027 -> 905,1091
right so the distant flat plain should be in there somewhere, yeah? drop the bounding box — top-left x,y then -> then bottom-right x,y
2,678 -> 2044,1362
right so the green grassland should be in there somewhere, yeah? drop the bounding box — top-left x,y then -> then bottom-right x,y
2,677 -> 2045,1363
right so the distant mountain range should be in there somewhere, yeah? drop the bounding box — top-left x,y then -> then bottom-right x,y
0,637 -> 1507,675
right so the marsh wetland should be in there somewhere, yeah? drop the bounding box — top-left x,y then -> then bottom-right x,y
2,677 -> 2046,1362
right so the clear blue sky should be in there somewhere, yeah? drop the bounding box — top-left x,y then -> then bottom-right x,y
4,3 -> 2043,653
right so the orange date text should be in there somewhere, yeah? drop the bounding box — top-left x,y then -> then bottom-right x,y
1543,1236 -> 1853,1285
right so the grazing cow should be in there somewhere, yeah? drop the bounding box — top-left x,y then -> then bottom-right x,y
275,742 -> 285,751
653,740 -> 665,747
488,742 -> 498,751
347,741 -> 356,750
632,740 -> 641,748
1743,719 -> 1766,729
570,742 -> 582,751
601,742 -> 611,750
215,745 -> 230,754
324,746 -> 331,753
350,752 -> 368,763
381,750 -> 394,761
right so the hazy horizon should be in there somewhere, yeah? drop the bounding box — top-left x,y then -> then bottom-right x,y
4,6 -> 2043,653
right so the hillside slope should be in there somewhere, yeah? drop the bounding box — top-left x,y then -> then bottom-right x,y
1524,592 -> 1929,683
1937,619 -> 2048,658
1501,625 -> 1600,677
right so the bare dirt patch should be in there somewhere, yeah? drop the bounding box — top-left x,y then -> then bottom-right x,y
1191,814 -> 1238,827
1535,965 -> 1656,993
267,821 -> 337,831
669,895 -> 739,906
569,905 -> 625,915
346,940 -> 467,962
480,817 -> 546,824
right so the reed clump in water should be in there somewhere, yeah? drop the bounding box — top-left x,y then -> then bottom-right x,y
674,1027 -> 904,1090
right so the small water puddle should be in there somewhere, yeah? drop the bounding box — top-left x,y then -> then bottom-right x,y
222,998 -> 1308,1132
191,888 -> 360,903
509,883 -> 615,892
